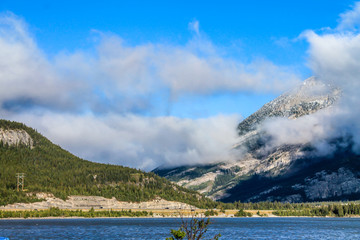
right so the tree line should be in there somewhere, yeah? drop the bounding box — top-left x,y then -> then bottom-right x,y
0,207 -> 152,218
273,203 -> 360,217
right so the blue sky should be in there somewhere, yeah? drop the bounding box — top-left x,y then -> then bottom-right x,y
0,0 -> 354,118
0,0 -> 359,170
0,1 -> 353,53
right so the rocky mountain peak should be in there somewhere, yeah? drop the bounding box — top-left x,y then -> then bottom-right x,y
237,76 -> 341,136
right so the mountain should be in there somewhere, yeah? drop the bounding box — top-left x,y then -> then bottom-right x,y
0,119 -> 216,208
154,77 -> 360,202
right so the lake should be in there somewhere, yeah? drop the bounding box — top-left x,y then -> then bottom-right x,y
1,217 -> 360,239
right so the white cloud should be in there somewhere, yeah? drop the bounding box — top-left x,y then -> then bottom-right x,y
337,2 -> 360,31
260,107 -> 342,154
0,13 -> 78,111
304,30 -> 360,154
188,20 -> 200,35
91,34 -> 300,98
157,49 -> 300,96
257,2 -> 360,156
5,112 -> 241,170
0,13 -> 302,170
0,13 -> 301,111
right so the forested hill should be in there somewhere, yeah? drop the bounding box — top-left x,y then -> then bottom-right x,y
0,119 -> 215,208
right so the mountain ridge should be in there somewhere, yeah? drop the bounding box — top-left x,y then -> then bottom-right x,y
154,77 -> 360,202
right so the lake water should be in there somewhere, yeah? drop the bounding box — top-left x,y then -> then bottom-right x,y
1,217 -> 360,239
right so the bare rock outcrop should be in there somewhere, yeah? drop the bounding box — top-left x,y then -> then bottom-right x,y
303,168 -> 360,200
0,128 -> 33,148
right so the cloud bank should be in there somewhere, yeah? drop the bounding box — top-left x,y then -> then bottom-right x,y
337,2 -> 360,31
0,12 -> 301,170
258,2 -> 360,157
12,112 -> 240,170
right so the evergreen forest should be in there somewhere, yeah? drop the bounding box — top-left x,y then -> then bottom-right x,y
0,119 -> 215,208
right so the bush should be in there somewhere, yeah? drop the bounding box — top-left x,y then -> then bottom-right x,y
204,210 -> 218,217
234,209 -> 252,217
166,216 -> 221,240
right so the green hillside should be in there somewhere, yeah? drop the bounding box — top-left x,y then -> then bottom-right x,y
0,119 -> 215,208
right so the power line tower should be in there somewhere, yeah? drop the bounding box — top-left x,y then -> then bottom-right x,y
16,173 -> 25,192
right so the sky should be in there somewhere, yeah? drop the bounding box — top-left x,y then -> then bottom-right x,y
0,0 -> 359,170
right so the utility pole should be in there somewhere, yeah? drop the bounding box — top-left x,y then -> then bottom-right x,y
16,173 -> 25,191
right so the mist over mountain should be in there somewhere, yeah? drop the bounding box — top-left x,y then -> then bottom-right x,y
154,77 -> 360,202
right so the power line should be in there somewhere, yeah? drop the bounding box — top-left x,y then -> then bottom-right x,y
16,173 -> 25,192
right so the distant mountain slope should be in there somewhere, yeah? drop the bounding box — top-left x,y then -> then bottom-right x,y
237,76 -> 340,136
0,119 -> 215,208
154,77 -> 360,202
235,77 -> 340,153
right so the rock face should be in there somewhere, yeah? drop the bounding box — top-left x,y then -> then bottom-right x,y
237,76 -> 340,136
0,193 -> 195,210
154,77 -> 360,202
303,168 -> 360,200
0,128 -> 33,148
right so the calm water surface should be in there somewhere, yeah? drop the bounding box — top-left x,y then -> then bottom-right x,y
1,217 -> 360,239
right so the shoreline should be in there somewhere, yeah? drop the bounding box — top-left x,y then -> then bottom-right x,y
2,215 -> 360,220
2,205 -> 360,219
